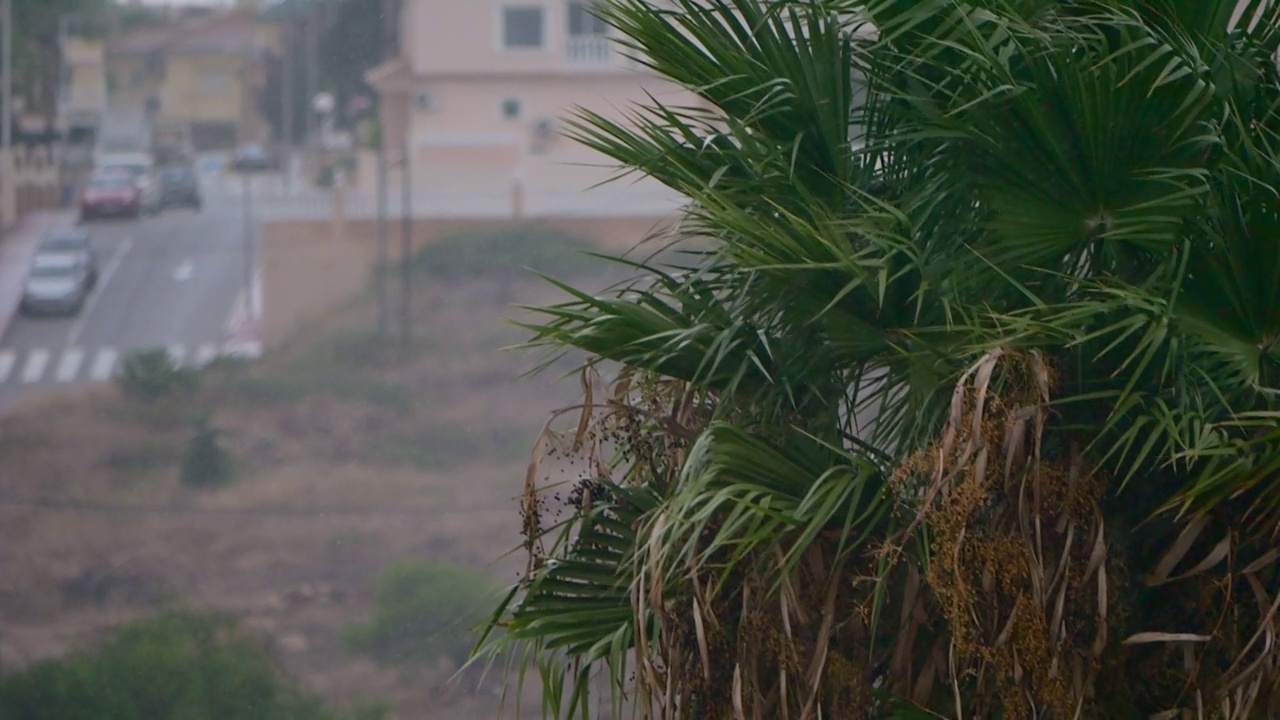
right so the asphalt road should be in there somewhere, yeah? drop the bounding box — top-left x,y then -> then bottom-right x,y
0,191 -> 252,412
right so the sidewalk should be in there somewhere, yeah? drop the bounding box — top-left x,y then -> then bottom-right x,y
0,210 -> 78,341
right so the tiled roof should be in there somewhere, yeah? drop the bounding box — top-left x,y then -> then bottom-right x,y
109,14 -> 264,58
108,24 -> 185,55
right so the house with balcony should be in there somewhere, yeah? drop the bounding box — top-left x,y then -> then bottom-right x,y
364,0 -> 701,214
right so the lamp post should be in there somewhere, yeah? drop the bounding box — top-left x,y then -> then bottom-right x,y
2,0 -> 12,151
312,91 -> 335,148
240,167 -> 254,326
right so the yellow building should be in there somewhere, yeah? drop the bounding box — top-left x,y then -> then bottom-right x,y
58,37 -> 108,143
107,11 -> 278,152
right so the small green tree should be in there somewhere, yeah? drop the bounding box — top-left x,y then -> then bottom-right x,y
180,416 -> 235,488
117,349 -> 200,402
344,561 -> 499,667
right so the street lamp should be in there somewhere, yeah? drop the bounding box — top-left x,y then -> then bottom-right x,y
312,91 -> 334,149
2,0 -> 12,151
233,154 -> 269,336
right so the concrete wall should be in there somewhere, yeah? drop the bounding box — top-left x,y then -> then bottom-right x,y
362,72 -> 700,206
258,211 -> 680,349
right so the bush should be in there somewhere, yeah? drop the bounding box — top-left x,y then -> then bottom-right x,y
117,349 -> 200,402
343,561 -> 500,667
0,611 -> 338,720
412,227 -> 604,280
180,416 -> 235,488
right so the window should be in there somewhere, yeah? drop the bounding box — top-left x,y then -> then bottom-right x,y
501,98 -> 522,120
197,70 -> 231,96
568,1 -> 608,36
502,6 -> 545,49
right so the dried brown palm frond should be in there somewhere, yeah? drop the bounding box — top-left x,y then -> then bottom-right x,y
885,349 -> 1110,718
882,348 -> 1280,719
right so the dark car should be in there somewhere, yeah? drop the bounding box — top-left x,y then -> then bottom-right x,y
81,171 -> 142,220
20,254 -> 94,316
158,165 -> 202,209
231,144 -> 272,172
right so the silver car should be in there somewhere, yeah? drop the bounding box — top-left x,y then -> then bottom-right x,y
20,254 -> 94,316
35,229 -> 99,285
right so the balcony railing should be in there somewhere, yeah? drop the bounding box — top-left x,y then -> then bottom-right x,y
566,35 -> 613,65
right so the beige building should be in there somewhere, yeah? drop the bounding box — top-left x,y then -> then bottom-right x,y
365,0 -> 698,207
58,37 -> 108,144
107,11 -> 277,152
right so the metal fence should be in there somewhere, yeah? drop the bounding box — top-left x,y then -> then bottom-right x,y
205,180 -> 687,221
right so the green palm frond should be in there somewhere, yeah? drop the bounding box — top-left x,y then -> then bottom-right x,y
647,422 -> 890,592
487,0 -> 1280,716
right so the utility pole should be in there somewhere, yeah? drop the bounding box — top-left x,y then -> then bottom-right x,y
399,130 -> 412,355
242,170 -> 255,324
375,118 -> 389,335
281,0 -> 294,147
373,0 -> 386,335
2,0 -> 12,151
305,3 -> 320,146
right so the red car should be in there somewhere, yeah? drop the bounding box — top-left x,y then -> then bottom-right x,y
81,172 -> 142,220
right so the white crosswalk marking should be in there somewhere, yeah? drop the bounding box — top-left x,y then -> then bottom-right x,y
194,343 -> 218,367
89,347 -> 118,382
0,351 -> 15,384
21,349 -> 50,384
55,347 -> 85,383
0,343 -> 226,386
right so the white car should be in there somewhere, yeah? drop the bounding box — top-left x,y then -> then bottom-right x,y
19,254 -> 95,316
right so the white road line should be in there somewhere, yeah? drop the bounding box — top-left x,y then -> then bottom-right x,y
0,351 -> 15,383
21,349 -> 50,384
68,237 -> 134,347
55,347 -> 85,383
173,259 -> 194,282
89,347 -> 118,382
194,343 -> 218,367
167,344 -> 187,367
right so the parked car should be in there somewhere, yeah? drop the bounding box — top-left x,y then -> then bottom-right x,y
35,229 -> 99,286
97,152 -> 163,206
95,151 -> 155,179
20,254 -> 94,316
158,165 -> 202,210
231,144 -> 272,172
81,171 -> 143,220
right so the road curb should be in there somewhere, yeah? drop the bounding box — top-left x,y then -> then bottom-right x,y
219,268 -> 264,360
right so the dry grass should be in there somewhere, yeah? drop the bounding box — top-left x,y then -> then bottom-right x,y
0,242 -> 637,718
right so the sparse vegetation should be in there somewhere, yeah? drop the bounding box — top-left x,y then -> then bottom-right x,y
0,220 -> 627,717
412,226 -> 606,280
180,416 -> 235,488
343,560 -> 500,668
0,611 -> 338,720
117,349 -> 201,402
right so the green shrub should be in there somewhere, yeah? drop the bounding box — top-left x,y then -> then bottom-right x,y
343,561 -> 500,667
413,227 -> 605,279
180,416 -> 235,488
0,611 -> 337,720
117,349 -> 200,402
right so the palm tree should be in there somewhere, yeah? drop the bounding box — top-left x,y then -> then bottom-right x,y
478,1 -> 1280,717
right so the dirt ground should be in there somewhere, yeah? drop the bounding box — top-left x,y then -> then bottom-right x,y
0,234 -> 639,718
